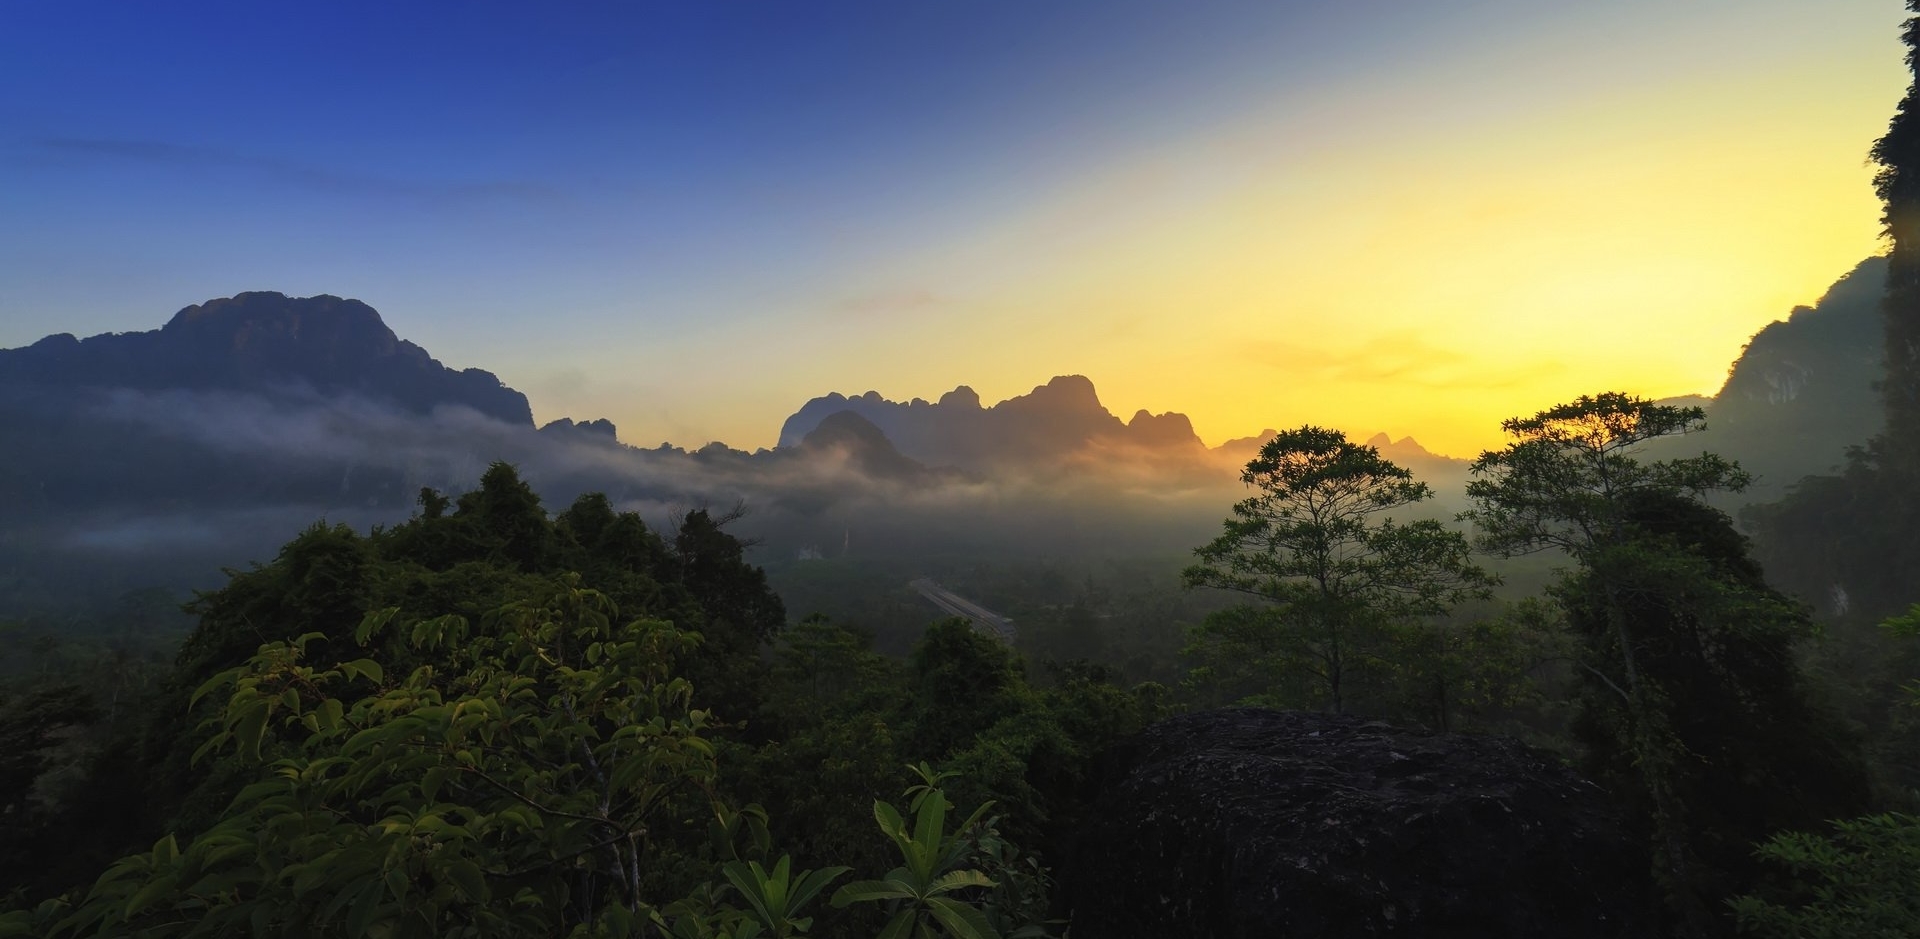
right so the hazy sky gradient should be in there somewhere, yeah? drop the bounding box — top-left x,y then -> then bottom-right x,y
1,0 -> 1907,455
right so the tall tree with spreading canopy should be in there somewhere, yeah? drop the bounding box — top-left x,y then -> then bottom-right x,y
1465,393 -> 1869,936
1183,426 -> 1493,714
1873,0 -> 1920,469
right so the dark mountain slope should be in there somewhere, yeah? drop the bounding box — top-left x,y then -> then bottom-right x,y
0,292 -> 531,425
1701,256 -> 1885,489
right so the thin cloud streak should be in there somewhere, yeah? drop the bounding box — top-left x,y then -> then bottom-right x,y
34,137 -> 560,207
1243,333 -> 1566,393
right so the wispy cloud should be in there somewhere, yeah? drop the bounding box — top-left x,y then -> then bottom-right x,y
66,385 -> 1250,557
34,137 -> 560,206
827,287 -> 941,320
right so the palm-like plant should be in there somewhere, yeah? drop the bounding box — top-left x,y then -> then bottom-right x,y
721,856 -> 850,939
831,765 -> 1003,939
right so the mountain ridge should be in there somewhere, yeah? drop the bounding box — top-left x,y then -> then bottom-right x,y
0,291 -> 535,427
776,374 -> 1458,477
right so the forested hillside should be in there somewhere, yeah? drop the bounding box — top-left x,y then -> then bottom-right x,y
6,377 -> 1917,936
0,464 -> 1166,937
5,0 -> 1917,935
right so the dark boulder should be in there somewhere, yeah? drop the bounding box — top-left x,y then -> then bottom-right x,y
1066,708 -> 1652,938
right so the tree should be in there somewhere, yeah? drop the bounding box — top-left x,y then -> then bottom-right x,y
1729,812 -> 1920,939
1465,393 -> 1870,934
905,620 -> 1030,760
0,578 -> 842,938
1732,606 -> 1920,937
1740,0 -> 1920,652
1872,0 -> 1920,469
831,764 -> 1057,939
1183,426 -> 1493,714
671,508 -> 788,722
0,683 -> 96,830
0,464 -> 1079,938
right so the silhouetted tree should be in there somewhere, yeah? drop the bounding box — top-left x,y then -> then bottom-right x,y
1184,426 -> 1493,714
1467,393 -> 1869,936
1873,0 -> 1920,468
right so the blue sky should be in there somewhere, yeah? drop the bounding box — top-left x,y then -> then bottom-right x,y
2,1 -> 1908,452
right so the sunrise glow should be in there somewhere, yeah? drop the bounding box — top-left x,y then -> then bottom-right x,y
0,1 -> 1907,456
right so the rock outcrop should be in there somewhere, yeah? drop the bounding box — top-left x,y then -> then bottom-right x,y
539,417 -> 619,441
1067,708 -> 1651,938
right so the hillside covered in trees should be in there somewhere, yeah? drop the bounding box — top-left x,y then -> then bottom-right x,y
7,5 -> 1920,936
6,369 -> 1919,935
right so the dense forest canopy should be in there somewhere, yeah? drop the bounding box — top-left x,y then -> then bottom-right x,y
6,5 -> 1920,936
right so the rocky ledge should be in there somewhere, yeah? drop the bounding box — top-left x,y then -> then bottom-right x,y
1066,708 -> 1652,938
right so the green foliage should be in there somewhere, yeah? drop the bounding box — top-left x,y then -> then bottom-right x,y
1,466 -> 1095,936
93,464 -> 792,872
8,578 -> 744,937
1729,813 -> 1920,938
769,616 -> 902,730
721,856 -> 851,939
1464,393 -> 1751,560
1380,599 -> 1568,733
668,508 -> 788,725
1870,0 -> 1920,464
1732,609 -> 1920,937
831,764 -> 1055,939
0,684 -> 97,819
1184,425 -> 1493,713
905,620 -> 1030,760
1467,392 -> 1870,933
733,616 -> 909,889
0,601 -> 184,903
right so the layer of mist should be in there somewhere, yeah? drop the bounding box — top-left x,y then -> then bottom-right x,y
0,261 -> 1890,621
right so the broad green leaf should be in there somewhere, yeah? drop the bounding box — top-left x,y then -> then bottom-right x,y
788,865 -> 851,914
874,799 -> 913,859
234,699 -> 270,761
121,872 -> 177,919
346,877 -> 385,937
831,878 -> 918,906
317,697 -> 344,733
911,792 -> 948,870
927,869 -> 995,895
340,658 -> 384,685
356,607 -> 399,644
445,858 -> 488,902
722,860 -> 779,928
925,896 -> 1003,939
189,669 -> 237,708
380,865 -> 410,903
875,910 -> 919,939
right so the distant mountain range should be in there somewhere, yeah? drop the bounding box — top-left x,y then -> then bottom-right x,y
773,256 -> 1886,500
1,263 -> 1888,505
777,374 -> 1456,478
779,374 -> 1217,470
0,261 -> 1891,610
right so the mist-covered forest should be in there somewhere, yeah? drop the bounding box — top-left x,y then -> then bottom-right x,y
11,9 -> 1920,939
6,276 -> 1918,936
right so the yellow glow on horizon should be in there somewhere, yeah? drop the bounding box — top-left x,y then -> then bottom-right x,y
571,4 -> 1908,461
842,47 -> 1903,460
